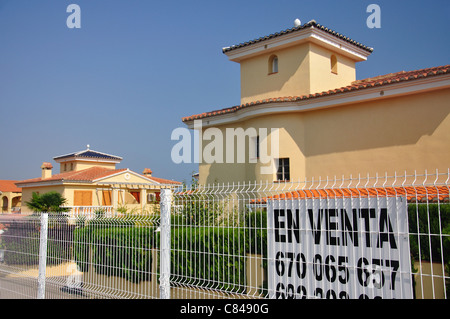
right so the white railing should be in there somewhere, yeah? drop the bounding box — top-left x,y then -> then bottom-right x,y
62,206 -> 114,220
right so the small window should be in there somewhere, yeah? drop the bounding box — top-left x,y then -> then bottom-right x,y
102,190 -> 112,206
249,135 -> 260,159
272,57 -> 278,73
256,136 -> 260,158
74,190 -> 92,206
331,55 -> 338,74
130,191 -> 141,204
276,158 -> 290,181
268,55 -> 278,74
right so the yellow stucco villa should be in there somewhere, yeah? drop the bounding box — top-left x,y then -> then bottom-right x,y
16,147 -> 181,215
182,20 -> 450,184
0,180 -> 22,214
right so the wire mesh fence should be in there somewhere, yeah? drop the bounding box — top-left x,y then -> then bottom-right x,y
0,211 -> 161,299
169,170 -> 449,299
0,170 -> 448,299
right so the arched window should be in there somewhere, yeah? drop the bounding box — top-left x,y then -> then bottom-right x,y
268,55 -> 278,74
331,55 -> 338,74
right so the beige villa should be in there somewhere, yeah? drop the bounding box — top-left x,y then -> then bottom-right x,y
182,20 -> 450,184
0,180 -> 22,214
16,147 -> 181,215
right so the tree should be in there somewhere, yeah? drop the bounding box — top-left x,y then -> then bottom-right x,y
25,191 -> 69,214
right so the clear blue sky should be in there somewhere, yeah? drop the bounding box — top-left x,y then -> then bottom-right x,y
0,0 -> 449,184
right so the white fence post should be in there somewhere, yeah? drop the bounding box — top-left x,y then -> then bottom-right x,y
37,213 -> 49,299
159,188 -> 172,299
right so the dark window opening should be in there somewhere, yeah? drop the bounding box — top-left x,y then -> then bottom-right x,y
276,158 -> 290,181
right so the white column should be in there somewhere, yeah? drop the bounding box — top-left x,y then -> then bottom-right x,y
112,189 -> 119,214
159,188 -> 172,299
7,196 -> 12,213
140,189 -> 147,213
37,213 -> 49,299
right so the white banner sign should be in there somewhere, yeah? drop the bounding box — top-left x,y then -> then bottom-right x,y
267,197 -> 412,299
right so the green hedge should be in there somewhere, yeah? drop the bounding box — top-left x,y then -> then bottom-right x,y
408,204 -> 450,266
72,214 -> 267,288
71,204 -> 450,292
171,226 -> 248,293
3,203 -> 448,292
73,225 -> 157,283
1,217 -> 74,266
245,209 -> 267,256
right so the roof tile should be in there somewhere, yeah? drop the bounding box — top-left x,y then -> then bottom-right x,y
252,186 -> 450,204
0,180 -> 21,193
16,167 -> 127,185
223,20 -> 374,54
16,167 -> 181,186
146,176 -> 182,185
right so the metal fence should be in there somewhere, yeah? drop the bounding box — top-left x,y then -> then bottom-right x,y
0,170 -> 448,299
0,211 -> 161,299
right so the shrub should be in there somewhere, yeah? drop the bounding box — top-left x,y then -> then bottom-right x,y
171,226 -> 248,293
73,223 -> 251,289
73,224 -> 157,283
245,209 -> 267,256
177,195 -> 223,226
408,204 -> 450,297
408,204 -> 450,265
25,192 -> 69,213
1,216 -> 74,266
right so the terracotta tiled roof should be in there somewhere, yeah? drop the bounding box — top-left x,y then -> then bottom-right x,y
182,65 -> 450,122
16,167 -> 128,185
146,176 -> 182,185
0,180 -> 22,193
142,168 -> 181,184
252,186 -> 450,204
16,167 -> 181,186
223,20 -> 373,54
